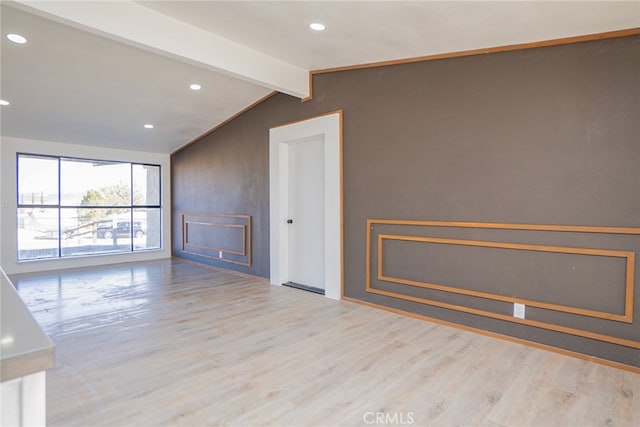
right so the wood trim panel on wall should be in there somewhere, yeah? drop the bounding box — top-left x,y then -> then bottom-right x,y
185,222 -> 246,256
366,219 -> 640,350
370,218 -> 640,235
182,213 -> 252,267
377,234 -> 635,323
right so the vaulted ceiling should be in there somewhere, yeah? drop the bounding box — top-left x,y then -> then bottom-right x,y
1,1 -> 638,154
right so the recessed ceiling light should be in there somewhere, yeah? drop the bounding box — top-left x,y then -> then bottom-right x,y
6,33 -> 27,44
309,23 -> 326,31
144,124 -> 154,129
0,100 -> 9,106
189,83 -> 202,91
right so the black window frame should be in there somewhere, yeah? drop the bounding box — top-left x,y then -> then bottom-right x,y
16,152 -> 162,260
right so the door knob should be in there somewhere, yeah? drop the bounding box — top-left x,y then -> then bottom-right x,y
286,219 -> 293,224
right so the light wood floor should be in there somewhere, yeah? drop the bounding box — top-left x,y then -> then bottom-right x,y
13,258 -> 639,427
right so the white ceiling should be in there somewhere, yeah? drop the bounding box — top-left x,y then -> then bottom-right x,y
1,1 -> 638,154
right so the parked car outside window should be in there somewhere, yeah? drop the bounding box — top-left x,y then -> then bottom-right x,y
97,221 -> 145,239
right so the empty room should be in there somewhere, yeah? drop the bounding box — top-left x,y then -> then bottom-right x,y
1,2 -> 639,426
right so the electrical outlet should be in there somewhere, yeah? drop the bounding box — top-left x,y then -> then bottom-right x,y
514,303 -> 525,319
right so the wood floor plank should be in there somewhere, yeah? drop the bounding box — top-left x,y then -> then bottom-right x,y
11,258 -> 640,427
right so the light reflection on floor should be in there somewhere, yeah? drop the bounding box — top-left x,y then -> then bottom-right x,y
12,262 -> 157,336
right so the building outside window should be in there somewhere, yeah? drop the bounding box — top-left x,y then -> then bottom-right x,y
17,154 -> 161,260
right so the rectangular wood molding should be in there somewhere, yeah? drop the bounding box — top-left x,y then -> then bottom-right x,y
366,219 -> 640,350
182,213 -> 252,267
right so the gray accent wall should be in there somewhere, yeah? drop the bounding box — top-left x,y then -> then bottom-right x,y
172,35 -> 640,367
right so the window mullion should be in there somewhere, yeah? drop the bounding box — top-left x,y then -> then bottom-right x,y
130,163 -> 134,251
57,157 -> 62,258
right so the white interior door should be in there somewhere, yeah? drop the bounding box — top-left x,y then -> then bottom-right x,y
269,111 -> 342,300
287,137 -> 325,289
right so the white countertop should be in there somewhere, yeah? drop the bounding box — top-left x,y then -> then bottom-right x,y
1,268 -> 54,382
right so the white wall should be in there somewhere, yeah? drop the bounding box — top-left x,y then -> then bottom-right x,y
0,138 -> 3,271
0,136 -> 172,275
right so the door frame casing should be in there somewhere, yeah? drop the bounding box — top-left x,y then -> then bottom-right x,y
269,111 -> 342,300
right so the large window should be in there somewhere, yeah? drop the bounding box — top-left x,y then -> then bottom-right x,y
17,154 -> 161,260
